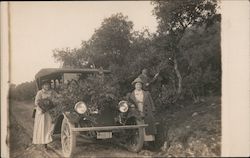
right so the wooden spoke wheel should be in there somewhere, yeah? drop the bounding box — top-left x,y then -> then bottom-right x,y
126,119 -> 144,152
61,118 -> 76,157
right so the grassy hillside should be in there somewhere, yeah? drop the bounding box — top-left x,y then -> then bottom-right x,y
154,96 -> 221,157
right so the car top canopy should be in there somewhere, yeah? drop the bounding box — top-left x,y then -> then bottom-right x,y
35,68 -> 111,90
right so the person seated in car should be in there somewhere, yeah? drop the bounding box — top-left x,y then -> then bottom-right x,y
126,77 -> 156,135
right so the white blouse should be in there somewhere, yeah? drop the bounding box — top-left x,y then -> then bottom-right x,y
134,90 -> 144,112
134,90 -> 144,103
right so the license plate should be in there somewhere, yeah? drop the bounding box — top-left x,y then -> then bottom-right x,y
97,132 -> 112,139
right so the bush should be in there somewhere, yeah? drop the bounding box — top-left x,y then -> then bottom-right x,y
48,72 -> 120,122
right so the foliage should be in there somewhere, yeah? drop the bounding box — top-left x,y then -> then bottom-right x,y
37,98 -> 55,113
86,13 -> 133,68
151,0 -> 220,100
9,81 -> 37,101
52,7 -> 221,107
53,13 -> 133,69
12,1 -> 221,111
52,47 -> 88,68
152,0 -> 219,42
180,23 -> 221,100
48,72 -> 120,122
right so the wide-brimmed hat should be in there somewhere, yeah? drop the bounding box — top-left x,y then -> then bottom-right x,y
131,77 -> 144,85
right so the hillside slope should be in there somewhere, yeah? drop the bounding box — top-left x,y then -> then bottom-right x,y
155,96 -> 221,157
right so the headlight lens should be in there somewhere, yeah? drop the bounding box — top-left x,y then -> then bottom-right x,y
74,101 -> 87,114
118,101 -> 129,113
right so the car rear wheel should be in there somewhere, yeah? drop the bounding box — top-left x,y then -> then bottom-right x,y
126,118 -> 144,152
61,118 -> 76,157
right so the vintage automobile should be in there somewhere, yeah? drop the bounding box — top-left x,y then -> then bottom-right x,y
35,68 -> 165,157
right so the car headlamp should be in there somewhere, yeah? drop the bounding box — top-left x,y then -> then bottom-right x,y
118,101 -> 129,113
74,101 -> 87,114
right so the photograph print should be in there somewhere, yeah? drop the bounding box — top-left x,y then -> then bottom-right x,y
6,1 -> 222,157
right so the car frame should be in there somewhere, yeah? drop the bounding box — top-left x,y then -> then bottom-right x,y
35,68 -> 165,157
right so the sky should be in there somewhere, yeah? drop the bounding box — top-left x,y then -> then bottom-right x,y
10,1 -> 158,84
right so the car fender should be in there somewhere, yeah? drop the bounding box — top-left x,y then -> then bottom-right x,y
127,107 -> 143,120
63,111 -> 80,124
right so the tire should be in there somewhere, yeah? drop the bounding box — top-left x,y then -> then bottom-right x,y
61,118 -> 76,157
126,118 -> 144,153
148,121 -> 167,151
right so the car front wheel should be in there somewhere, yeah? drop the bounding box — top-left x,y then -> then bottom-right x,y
126,118 -> 144,152
61,117 -> 76,157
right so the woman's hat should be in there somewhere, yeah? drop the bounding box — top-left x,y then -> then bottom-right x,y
132,77 -> 144,85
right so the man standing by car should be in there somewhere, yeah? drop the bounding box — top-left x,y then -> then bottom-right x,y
138,68 -> 159,91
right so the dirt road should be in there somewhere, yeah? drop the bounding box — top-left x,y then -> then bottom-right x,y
9,100 -> 157,158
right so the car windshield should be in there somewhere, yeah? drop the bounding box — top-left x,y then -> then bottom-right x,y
63,73 -> 81,84
49,72 -> 110,92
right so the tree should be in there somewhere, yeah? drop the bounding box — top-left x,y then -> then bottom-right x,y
179,22 -> 221,101
52,5 -> 221,107
53,47 -> 89,68
53,13 -> 137,96
10,81 -> 37,101
85,13 -> 133,69
53,13 -> 134,70
152,0 -> 220,100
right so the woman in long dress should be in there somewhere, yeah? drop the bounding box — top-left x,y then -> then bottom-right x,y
127,77 -> 157,135
33,81 -> 56,149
